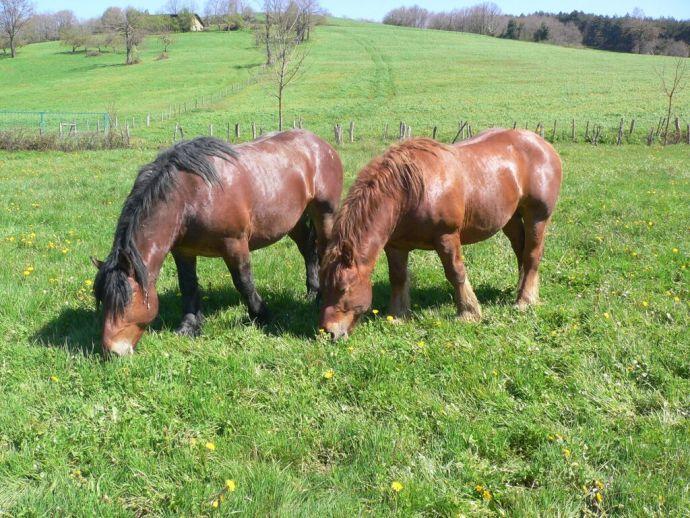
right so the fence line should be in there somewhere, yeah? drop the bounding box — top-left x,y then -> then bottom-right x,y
171,116 -> 690,147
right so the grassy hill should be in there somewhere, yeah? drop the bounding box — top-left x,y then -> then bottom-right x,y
1,19 -> 689,143
0,19 -> 688,516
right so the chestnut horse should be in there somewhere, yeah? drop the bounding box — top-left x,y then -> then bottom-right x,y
320,129 -> 562,339
94,130 -> 343,356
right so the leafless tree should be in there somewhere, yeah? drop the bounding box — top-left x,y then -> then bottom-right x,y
259,0 -> 310,131
0,0 -> 34,57
102,7 -> 145,65
655,57 -> 688,144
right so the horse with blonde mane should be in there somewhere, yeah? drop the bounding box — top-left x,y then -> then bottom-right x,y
319,128 -> 562,340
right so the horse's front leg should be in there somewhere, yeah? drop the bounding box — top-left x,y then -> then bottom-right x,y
434,233 -> 482,322
385,246 -> 411,318
172,251 -> 204,337
222,238 -> 270,324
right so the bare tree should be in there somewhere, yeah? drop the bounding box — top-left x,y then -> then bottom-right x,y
102,7 -> 145,65
159,31 -> 175,54
0,0 -> 34,58
260,0 -> 310,131
656,57 -> 688,144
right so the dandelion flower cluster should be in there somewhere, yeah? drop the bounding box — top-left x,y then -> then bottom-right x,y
391,481 -> 403,492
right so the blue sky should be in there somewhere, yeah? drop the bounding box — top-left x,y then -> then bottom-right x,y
31,0 -> 690,21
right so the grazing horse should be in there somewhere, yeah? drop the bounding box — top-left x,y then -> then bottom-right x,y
320,129 -> 562,340
93,130 -> 343,356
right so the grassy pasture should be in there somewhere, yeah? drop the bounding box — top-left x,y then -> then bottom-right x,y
0,18 -> 689,516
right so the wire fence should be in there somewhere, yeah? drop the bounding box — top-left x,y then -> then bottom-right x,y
0,111 -> 111,135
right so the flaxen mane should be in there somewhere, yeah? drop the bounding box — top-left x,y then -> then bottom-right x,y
94,137 -> 236,316
325,138 -> 439,267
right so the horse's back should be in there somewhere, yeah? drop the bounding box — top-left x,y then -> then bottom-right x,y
180,130 -> 339,253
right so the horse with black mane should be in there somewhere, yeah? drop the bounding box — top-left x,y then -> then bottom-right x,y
94,130 -> 343,356
319,129 -> 562,340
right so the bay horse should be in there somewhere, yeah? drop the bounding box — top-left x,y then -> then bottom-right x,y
93,130 -> 343,356
319,129 -> 562,340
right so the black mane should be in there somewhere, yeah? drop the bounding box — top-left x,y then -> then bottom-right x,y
94,137 -> 236,316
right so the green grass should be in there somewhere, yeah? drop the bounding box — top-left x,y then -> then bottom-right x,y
1,18 -> 689,516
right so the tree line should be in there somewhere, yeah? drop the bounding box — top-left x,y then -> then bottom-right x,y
383,3 -> 690,57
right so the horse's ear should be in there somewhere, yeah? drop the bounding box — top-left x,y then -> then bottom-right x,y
90,256 -> 104,270
340,240 -> 354,267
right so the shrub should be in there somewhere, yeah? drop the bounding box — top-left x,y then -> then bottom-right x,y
0,129 -> 130,151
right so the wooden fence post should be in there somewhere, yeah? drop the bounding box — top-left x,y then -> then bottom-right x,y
252,122 -> 256,140
617,119 -> 624,146
432,126 -> 438,140
349,121 -> 355,143
647,127 -> 654,146
629,119 -> 635,137
687,124 -> 690,145
452,121 -> 467,144
146,114 -> 150,127
571,119 -> 575,141
227,123 -> 231,142
383,122 -> 389,140
674,117 -> 681,144
235,123 -> 241,140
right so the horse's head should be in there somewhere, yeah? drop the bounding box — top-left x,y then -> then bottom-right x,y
319,240 -> 372,340
92,252 -> 158,357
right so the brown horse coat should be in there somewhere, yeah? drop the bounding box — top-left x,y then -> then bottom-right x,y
95,130 -> 343,355
320,129 -> 562,339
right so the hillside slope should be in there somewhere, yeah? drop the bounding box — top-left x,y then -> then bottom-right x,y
1,20 -> 688,143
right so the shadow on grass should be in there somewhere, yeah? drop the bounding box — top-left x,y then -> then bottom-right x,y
33,280 -> 515,356
32,284 -> 320,356
371,280 -> 514,313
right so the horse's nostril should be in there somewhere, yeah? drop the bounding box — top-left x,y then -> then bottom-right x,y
328,331 -> 337,341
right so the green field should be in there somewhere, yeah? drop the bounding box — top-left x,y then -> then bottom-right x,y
1,19 -> 689,516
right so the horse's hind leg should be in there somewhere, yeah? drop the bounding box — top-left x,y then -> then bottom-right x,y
222,238 -> 270,324
516,209 -> 551,310
307,198 -> 338,261
289,215 -> 320,300
385,246 -> 411,318
502,213 -> 526,300
172,251 -> 203,337
435,233 -> 482,322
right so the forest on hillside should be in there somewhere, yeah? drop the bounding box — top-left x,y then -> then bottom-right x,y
383,3 -> 690,57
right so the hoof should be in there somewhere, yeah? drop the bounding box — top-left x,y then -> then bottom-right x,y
175,323 -> 202,338
515,298 -> 538,311
457,309 -> 482,323
250,305 -> 272,326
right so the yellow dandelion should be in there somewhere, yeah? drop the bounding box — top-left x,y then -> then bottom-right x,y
603,312 -> 610,319
562,448 -> 571,458
596,492 -> 603,503
672,248 -> 679,254
386,315 -> 395,322
23,270 -> 31,277
391,481 -> 403,492
674,296 -> 680,303
50,375 -> 59,382
323,369 -> 334,380
225,479 -> 236,492
84,279 -> 92,286
211,498 -> 219,508
482,489 -> 492,501
372,309 -> 379,315
595,480 -> 604,490
417,341 -> 425,348
62,248 -> 69,254
205,442 -> 216,451
642,301 -> 649,308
